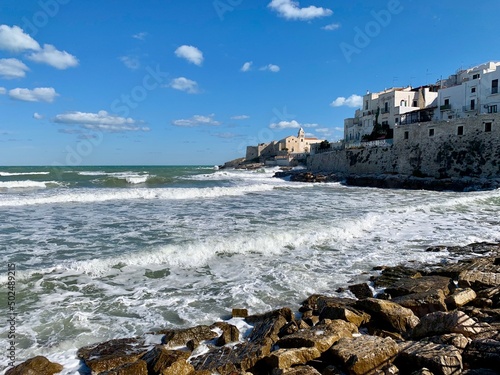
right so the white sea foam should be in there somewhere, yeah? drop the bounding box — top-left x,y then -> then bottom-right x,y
0,171 -> 50,176
0,180 -> 59,190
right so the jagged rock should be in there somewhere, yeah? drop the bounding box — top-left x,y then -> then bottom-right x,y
392,290 -> 447,318
99,360 -> 148,375
261,347 -> 321,370
142,346 -> 193,375
277,319 -> 358,353
317,297 -> 371,327
458,270 -> 500,290
348,283 -> 374,299
271,365 -> 322,374
462,370 -> 500,375
445,288 -> 477,309
321,365 -> 343,375
77,337 -> 150,374
190,308 -> 292,374
383,276 -> 456,298
396,341 -> 462,375
462,338 -> 500,370
279,321 -> 300,338
373,266 -> 422,288
5,356 -> 63,375
160,325 -> 219,348
300,294 -> 327,314
412,311 -> 493,339
422,333 -> 471,351
211,322 -> 240,346
381,364 -> 400,374
329,335 -> 399,375
476,286 -> 500,307
355,298 -> 420,335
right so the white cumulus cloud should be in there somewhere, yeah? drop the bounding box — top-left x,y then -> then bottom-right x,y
132,32 -> 148,40
322,23 -> 341,31
268,0 -> 333,21
0,87 -> 6,95
231,115 -> 250,120
0,58 -> 29,79
119,56 -> 140,70
260,64 -> 280,72
53,110 -> 149,132
331,94 -> 363,108
241,61 -> 253,72
0,25 -> 40,52
175,45 -> 204,66
172,114 -> 220,127
269,120 -> 301,129
27,44 -> 79,70
33,112 -> 44,120
169,77 -> 199,94
9,87 -> 58,103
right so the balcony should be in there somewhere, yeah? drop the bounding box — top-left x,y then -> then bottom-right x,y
440,104 -> 452,111
463,105 -> 477,112
381,108 -> 390,114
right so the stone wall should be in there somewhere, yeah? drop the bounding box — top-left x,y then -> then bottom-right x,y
308,114 -> 500,178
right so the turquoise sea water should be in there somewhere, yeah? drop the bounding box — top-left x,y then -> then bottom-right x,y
1,165 -> 499,373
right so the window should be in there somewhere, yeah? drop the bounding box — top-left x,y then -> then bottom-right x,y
444,98 -> 450,106
485,122 -> 492,132
473,73 -> 480,79
457,126 -> 464,136
365,101 -> 369,110
382,121 -> 389,126
429,128 -> 435,137
404,131 -> 409,140
471,87 -> 476,93
413,100 -> 418,107
470,99 -> 475,110
488,105 -> 498,113
384,102 -> 389,113
400,100 -> 407,107
395,117 -> 399,124
492,79 -> 499,94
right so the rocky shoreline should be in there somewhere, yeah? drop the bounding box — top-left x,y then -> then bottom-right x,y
273,170 -> 500,192
7,242 -> 500,375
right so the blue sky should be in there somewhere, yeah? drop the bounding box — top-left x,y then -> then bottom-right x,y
0,0 -> 499,166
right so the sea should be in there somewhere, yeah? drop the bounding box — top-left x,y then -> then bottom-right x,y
0,165 -> 499,373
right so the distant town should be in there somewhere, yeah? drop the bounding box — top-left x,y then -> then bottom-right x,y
226,61 -> 500,170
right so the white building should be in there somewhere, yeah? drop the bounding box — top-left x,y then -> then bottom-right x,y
344,86 -> 438,142
437,61 -> 500,120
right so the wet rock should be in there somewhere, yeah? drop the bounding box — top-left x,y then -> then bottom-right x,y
277,319 -> 358,353
348,283 -> 374,299
272,365 -> 322,374
412,311 -> 493,339
445,288 -> 477,309
300,294 -> 327,314
410,369 -> 434,375
383,276 -> 456,298
392,290 -> 447,318
5,356 -> 63,375
99,360 -> 148,375
317,297 -> 371,327
77,337 -> 150,374
462,338 -> 500,370
329,335 -> 399,375
233,308 -> 249,318
373,266 -> 422,288
160,325 -> 219,348
458,270 -> 500,290
262,347 -> 321,370
476,286 -> 500,307
211,322 -> 240,346
355,298 -> 420,335
396,341 -> 462,375
142,346 -> 193,375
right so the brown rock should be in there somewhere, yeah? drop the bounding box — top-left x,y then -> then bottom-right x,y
373,266 -> 422,288
233,308 -> 249,318
277,319 -> 358,353
142,346 -> 193,375
317,297 -> 370,327
329,335 -> 399,375
272,365 -> 322,374
410,369 -> 434,375
396,341 -> 462,375
355,298 -> 420,335
392,290 -> 447,318
412,311 -> 493,339
459,269 -> 500,290
211,322 -> 240,346
349,283 -> 374,299
262,347 -> 321,370
445,288 -> 477,309
383,276 -> 456,298
77,337 -> 150,374
300,294 -> 328,313
423,333 -> 471,351
99,360 -> 148,375
160,325 -> 219,348
5,356 -> 63,375
462,338 -> 500,370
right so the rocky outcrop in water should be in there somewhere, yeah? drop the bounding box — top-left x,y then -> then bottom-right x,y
7,242 -> 500,375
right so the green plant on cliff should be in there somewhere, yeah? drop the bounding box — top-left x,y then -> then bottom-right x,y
319,140 -> 330,150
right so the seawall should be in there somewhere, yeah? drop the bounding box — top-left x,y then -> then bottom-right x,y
308,113 -> 500,180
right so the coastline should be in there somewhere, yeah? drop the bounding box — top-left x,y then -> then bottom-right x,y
273,169 -> 500,192
7,242 -> 500,375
